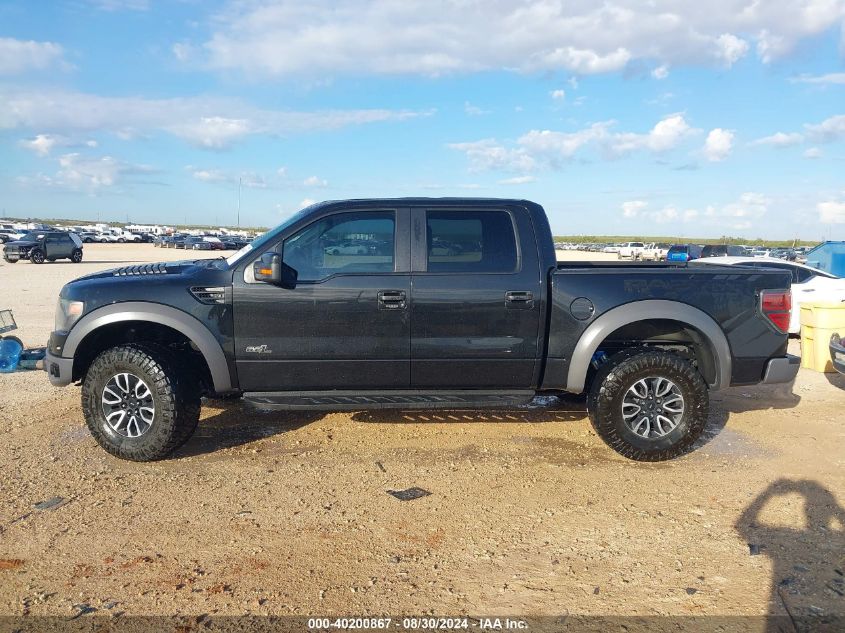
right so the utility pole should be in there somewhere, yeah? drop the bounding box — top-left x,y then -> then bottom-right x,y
237,177 -> 242,229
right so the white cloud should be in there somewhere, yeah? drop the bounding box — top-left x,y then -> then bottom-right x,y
818,200 -> 845,223
447,139 -> 536,173
519,122 -> 612,163
300,198 -> 317,208
714,33 -> 749,66
0,37 -> 65,75
703,128 -> 734,162
622,192 -> 771,231
804,147 -> 823,159
18,134 -> 102,157
195,2 -> 843,78
451,114 -> 701,172
707,192 -> 771,229
303,175 -> 328,187
607,114 -> 695,156
620,200 -> 683,224
17,152 -> 155,192
550,89 -> 566,101
498,176 -> 537,185
172,42 -> 194,63
791,72 -> 845,85
750,131 -> 805,147
621,200 -> 647,218
277,166 -> 288,177
805,114 -> 845,143
88,0 -> 149,10
18,134 -> 61,157
0,87 -> 432,150
168,116 -> 254,149
189,167 -> 268,188
464,102 -> 489,116
651,65 -> 669,80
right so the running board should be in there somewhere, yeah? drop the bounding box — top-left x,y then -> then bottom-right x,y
242,390 -> 536,411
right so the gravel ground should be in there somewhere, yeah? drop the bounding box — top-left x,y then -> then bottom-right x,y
0,245 -> 843,624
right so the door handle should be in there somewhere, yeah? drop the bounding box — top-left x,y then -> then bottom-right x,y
378,290 -> 406,310
505,290 -> 534,309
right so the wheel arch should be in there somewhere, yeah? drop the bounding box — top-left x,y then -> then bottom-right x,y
65,302 -> 232,392
566,300 -> 731,394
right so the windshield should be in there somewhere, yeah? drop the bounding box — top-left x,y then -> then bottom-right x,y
225,203 -> 321,267
21,232 -> 46,241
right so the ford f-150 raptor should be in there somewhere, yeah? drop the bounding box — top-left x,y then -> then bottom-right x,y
45,198 -> 799,462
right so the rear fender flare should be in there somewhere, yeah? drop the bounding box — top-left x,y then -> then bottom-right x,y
566,300 -> 731,393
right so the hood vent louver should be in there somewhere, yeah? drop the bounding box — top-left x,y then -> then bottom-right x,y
190,286 -> 226,304
113,263 -> 168,276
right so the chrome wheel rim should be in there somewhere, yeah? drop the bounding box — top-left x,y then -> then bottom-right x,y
101,373 -> 155,438
621,376 -> 685,439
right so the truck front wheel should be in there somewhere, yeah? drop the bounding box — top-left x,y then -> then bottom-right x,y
81,344 -> 200,461
587,348 -> 709,462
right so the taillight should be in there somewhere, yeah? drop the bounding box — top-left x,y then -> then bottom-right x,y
760,290 -> 791,334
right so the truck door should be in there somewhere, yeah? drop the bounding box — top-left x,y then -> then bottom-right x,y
409,206 -> 543,389
232,207 -> 411,391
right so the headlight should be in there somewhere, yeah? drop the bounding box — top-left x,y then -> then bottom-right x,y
55,299 -> 84,331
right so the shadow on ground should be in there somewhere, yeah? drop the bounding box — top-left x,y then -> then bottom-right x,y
736,479 -> 845,632
175,381 -> 804,459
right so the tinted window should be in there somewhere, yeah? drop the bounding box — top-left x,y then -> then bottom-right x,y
667,245 -> 688,255
426,210 -> 517,273
282,211 -> 395,281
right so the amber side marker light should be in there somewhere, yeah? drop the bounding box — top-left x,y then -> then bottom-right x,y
259,268 -> 273,275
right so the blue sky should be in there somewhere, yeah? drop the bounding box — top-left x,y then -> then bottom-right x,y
1,1 -> 844,239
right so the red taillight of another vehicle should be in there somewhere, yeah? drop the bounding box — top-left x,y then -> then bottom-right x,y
760,290 -> 791,334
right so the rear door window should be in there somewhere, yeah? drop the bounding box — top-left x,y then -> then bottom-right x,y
425,210 -> 517,273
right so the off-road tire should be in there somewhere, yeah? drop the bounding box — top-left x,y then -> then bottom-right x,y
587,347 -> 709,462
30,248 -> 45,264
71,248 -> 83,263
82,343 -> 200,461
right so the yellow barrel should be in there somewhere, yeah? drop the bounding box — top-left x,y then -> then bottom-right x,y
800,301 -> 845,372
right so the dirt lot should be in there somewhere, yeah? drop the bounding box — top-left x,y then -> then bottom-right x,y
0,245 -> 843,626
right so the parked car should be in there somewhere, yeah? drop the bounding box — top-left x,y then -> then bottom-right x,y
3,230 -> 83,264
640,242 -> 671,261
692,256 -> 845,335
324,241 -> 369,255
168,235 -> 187,249
46,197 -> 797,463
0,229 -> 26,243
618,242 -> 645,259
831,334 -> 845,375
185,236 -> 224,251
221,237 -> 250,250
750,248 -> 771,258
700,244 -> 746,258
666,244 -> 703,262
78,232 -> 102,243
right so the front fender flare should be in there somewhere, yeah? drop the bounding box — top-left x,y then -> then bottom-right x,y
565,300 -> 731,393
64,302 -> 232,392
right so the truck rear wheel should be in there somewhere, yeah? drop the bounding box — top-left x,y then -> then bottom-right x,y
81,344 -> 200,461
587,348 -> 709,461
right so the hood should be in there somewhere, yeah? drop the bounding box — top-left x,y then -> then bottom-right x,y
4,240 -> 38,249
71,260 -> 198,283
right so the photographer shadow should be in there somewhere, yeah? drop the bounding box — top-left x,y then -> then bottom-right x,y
736,479 -> 845,632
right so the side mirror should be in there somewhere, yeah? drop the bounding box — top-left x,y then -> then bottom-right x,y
254,252 -> 297,288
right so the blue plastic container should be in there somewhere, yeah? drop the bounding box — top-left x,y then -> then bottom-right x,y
0,338 -> 23,373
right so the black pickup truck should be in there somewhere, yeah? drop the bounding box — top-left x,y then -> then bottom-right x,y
45,198 -> 799,462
